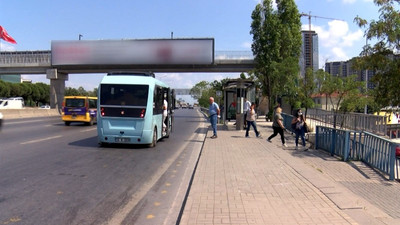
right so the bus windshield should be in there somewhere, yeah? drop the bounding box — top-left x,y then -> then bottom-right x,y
100,84 -> 149,106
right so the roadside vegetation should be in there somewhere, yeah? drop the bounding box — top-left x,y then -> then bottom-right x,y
0,80 -> 96,107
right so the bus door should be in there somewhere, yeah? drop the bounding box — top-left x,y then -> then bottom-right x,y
162,88 -> 170,136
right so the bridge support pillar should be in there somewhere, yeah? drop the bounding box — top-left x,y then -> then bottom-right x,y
46,69 -> 68,111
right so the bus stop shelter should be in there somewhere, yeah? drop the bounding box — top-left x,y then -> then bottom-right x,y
222,79 -> 255,130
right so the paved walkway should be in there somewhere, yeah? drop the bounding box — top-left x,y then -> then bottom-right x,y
180,118 -> 400,225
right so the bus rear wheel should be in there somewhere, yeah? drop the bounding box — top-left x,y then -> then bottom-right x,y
149,128 -> 157,148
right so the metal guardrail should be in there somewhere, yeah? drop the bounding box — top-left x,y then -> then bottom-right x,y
315,125 -> 398,180
307,108 -> 388,137
282,112 -> 398,180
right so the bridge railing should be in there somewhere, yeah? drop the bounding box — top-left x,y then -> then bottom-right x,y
0,51 -> 51,65
307,108 -> 388,136
0,50 -> 254,66
215,51 -> 254,59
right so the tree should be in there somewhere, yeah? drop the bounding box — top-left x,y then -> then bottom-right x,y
298,68 -> 316,116
36,82 -> 50,105
0,80 -> 11,97
190,81 -> 209,102
250,0 -> 302,113
354,0 -> 400,108
190,79 -> 231,108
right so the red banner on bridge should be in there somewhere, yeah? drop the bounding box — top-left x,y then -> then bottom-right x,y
0,26 -> 17,44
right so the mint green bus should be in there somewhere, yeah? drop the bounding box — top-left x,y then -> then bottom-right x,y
97,72 -> 175,147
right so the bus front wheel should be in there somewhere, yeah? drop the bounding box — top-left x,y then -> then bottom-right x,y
149,128 -> 157,148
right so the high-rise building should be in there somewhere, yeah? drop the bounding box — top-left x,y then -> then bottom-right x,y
300,30 -> 319,77
325,59 -> 375,90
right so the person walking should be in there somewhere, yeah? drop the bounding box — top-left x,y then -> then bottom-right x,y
243,98 -> 251,129
208,97 -> 220,139
245,102 -> 261,138
267,107 -> 287,147
291,109 -> 308,151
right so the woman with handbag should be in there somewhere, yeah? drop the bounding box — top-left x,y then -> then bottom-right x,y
291,109 -> 308,151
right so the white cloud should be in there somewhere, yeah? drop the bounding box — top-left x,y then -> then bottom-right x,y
343,0 -> 357,4
0,43 -> 16,51
343,29 -> 364,47
242,41 -> 252,49
331,47 -> 348,60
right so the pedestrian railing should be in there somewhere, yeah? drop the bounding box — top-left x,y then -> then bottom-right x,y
307,108 -> 388,136
315,125 -> 398,180
281,113 -> 295,132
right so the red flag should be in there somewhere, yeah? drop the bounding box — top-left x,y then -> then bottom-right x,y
0,26 -> 17,44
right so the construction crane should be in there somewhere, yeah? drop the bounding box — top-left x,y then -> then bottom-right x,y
300,12 -> 345,31
299,12 -> 344,71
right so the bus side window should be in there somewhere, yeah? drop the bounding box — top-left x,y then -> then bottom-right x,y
153,86 -> 163,115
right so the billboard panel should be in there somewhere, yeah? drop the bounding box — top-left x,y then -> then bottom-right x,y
51,38 -> 214,66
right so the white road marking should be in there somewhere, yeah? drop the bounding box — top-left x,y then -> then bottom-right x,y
6,119 -> 49,125
80,128 -> 97,132
20,135 -> 62,145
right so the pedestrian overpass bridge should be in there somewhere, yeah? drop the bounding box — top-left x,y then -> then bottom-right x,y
0,50 -> 254,74
0,39 -> 255,108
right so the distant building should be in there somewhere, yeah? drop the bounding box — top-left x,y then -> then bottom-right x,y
0,75 -> 21,83
325,59 -> 375,90
300,30 -> 319,77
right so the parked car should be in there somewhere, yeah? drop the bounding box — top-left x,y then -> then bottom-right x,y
188,104 -> 194,109
0,97 -> 24,109
39,105 -> 51,109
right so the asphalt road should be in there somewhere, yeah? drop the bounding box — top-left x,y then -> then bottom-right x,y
0,108 -> 207,225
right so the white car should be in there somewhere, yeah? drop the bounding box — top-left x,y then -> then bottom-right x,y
39,105 -> 51,109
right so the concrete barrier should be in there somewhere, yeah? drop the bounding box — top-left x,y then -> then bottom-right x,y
0,108 -> 61,119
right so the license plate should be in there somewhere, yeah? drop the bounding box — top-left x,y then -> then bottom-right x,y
115,137 -> 130,143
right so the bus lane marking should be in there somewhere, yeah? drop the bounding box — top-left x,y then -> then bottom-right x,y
20,135 -> 62,145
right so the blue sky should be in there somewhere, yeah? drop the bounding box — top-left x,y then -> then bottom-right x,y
0,0 -> 380,92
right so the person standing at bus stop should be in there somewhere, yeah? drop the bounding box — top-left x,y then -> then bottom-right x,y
209,97 -> 220,139
243,98 -> 251,129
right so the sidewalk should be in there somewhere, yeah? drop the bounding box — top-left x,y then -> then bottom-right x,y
180,118 -> 400,225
